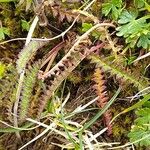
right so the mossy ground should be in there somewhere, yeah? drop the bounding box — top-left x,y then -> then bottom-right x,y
0,1 -> 149,150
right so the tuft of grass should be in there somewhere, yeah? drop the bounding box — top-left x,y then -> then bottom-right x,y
17,88 -> 120,150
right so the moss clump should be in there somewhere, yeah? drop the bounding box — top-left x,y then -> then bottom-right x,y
112,103 -> 134,142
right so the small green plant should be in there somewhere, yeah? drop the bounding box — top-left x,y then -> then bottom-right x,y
21,20 -> 30,31
116,10 -> 150,49
81,23 -> 101,39
0,27 -> 10,41
102,0 -> 123,20
128,94 -> 150,146
124,56 -> 137,66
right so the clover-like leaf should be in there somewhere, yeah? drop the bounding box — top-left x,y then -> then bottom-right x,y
116,10 -> 150,49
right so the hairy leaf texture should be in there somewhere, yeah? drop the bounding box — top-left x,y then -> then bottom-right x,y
0,65 -> 18,123
16,41 -> 48,74
37,40 -> 92,117
27,81 -> 43,119
93,68 -> 112,135
19,61 -> 41,122
37,41 -> 104,117
90,55 -> 149,90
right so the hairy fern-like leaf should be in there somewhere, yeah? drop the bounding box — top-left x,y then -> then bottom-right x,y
93,68 -> 112,135
16,41 -> 48,73
90,55 -> 149,90
37,41 -> 91,117
19,61 -> 41,122
37,42 -> 104,117
50,6 -> 95,23
0,65 -> 18,123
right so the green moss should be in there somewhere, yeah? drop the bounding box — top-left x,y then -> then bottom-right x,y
67,71 -> 82,84
113,124 -> 126,138
111,102 -> 134,141
112,114 -> 132,141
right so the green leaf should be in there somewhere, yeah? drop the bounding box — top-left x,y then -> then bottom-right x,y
0,122 -> 33,132
143,101 -> 150,107
3,27 -> 10,35
81,23 -> 101,38
102,3 -> 112,16
21,19 -> 30,31
134,0 -> 150,12
136,107 -> 150,116
19,62 -> 40,121
82,23 -> 93,32
112,6 -> 120,20
128,128 -> 150,146
0,29 -> 5,41
137,33 -> 150,49
16,41 -> 48,73
102,0 -> 123,20
112,0 -> 122,7
117,19 -> 146,37
0,27 -> 10,40
128,94 -> 150,146
125,56 -> 137,65
134,0 -> 145,8
118,10 -> 137,24
135,109 -> 150,125
116,10 -> 150,49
